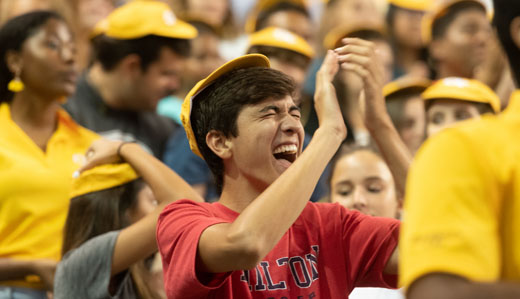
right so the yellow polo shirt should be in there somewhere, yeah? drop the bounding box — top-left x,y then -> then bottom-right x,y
0,103 -> 99,288
400,91 -> 520,288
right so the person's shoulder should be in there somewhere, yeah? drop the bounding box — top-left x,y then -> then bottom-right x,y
159,199 -> 214,219
61,231 -> 120,263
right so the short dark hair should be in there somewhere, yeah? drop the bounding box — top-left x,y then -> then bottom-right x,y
191,67 -> 296,193
493,0 -> 520,86
247,45 -> 311,70
92,34 -> 190,71
255,2 -> 310,31
431,1 -> 486,41
0,10 -> 64,103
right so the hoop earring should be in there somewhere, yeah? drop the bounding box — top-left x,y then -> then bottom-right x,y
7,70 -> 24,92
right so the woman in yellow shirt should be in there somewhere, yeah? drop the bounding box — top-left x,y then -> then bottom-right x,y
0,10 -> 98,298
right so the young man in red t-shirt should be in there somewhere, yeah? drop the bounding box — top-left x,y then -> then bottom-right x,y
156,39 -> 400,298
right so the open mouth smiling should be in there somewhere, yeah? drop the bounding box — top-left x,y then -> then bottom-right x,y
273,144 -> 298,163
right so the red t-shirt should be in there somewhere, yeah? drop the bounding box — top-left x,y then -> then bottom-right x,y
157,200 -> 399,299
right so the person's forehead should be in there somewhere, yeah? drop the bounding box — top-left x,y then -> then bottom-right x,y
334,151 -> 391,182
428,98 -> 479,110
250,95 -> 297,109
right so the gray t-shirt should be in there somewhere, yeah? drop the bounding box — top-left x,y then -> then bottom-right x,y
54,231 -> 138,299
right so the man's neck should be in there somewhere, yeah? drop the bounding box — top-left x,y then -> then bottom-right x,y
88,64 -> 127,110
218,173 -> 268,213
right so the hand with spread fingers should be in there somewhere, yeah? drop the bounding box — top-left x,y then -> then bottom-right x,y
314,50 -> 347,139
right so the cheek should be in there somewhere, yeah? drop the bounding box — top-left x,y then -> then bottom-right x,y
330,194 -> 352,209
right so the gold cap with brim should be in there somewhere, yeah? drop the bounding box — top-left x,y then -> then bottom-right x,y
98,0 -> 197,40
383,77 -> 432,98
181,54 -> 271,159
421,0 -> 487,44
70,163 -> 139,199
248,27 -> 314,59
422,77 -> 500,113
324,22 -> 387,50
389,0 -> 433,11
245,0 -> 307,33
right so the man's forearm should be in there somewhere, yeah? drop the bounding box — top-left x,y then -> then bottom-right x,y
119,143 -> 203,204
366,111 -> 412,198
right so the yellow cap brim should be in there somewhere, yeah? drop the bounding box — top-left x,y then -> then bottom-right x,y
422,78 -> 500,113
248,27 -> 314,58
389,0 -> 432,11
106,19 -> 197,40
181,54 -> 271,159
324,22 -> 387,50
70,163 -> 139,199
383,77 -> 432,98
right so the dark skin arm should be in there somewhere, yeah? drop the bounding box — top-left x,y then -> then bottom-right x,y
408,273 -> 520,299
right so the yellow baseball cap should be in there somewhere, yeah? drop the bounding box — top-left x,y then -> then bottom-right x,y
245,0 -> 307,33
70,163 -> 139,199
181,54 -> 271,159
248,27 -> 314,59
98,0 -> 197,40
383,77 -> 432,98
389,0 -> 433,11
324,21 -> 387,50
421,0 -> 487,44
422,77 -> 500,113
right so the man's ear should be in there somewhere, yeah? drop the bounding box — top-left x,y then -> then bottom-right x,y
119,54 -> 142,78
206,130 -> 233,159
510,16 -> 520,50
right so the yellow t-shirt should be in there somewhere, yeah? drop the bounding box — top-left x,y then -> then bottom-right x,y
400,90 -> 520,288
0,102 -> 99,288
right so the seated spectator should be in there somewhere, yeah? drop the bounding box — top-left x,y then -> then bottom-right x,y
65,1 -> 196,158
422,77 -> 501,137
158,19 -> 224,124
329,143 -> 400,219
423,0 -> 492,79
383,77 -> 431,154
329,143 -> 404,298
54,139 -> 203,298
0,11 -> 98,297
245,0 -> 313,44
386,0 -> 431,78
